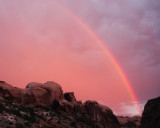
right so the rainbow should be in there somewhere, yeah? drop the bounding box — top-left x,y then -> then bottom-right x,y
55,1 -> 141,115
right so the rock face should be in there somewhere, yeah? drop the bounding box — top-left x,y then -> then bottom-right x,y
140,97 -> 160,128
52,100 -> 120,127
0,81 -> 120,128
85,101 -> 119,128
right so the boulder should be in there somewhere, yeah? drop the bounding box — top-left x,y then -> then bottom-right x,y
64,92 -> 76,102
24,81 -> 64,107
140,97 -> 160,128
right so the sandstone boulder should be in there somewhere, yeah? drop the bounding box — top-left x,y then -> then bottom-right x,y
24,81 -> 64,107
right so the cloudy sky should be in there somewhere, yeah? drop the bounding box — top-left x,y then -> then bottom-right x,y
0,0 -> 160,116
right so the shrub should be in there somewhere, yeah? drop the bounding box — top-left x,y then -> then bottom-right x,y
70,121 -> 77,127
15,123 -> 23,128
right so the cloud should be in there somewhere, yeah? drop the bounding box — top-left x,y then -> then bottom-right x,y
98,100 -> 146,116
113,101 -> 146,116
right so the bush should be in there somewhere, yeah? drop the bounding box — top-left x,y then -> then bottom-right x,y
41,125 -> 49,128
24,122 -> 31,127
70,121 -> 77,127
15,123 -> 23,128
0,103 -> 5,113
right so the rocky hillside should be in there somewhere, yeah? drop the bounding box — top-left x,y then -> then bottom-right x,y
0,81 -> 120,128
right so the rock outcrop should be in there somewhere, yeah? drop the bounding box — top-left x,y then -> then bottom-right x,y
0,81 -> 120,128
64,92 -> 76,102
24,81 -> 64,107
140,97 -> 160,128
0,81 -> 23,104
84,101 -> 119,128
0,81 -> 64,107
52,99 -> 120,127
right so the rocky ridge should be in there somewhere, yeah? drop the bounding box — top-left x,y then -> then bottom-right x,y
0,81 -> 120,128
0,81 -> 159,128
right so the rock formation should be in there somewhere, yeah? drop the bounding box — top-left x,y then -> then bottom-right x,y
0,81 -> 64,107
140,96 -> 160,128
84,101 -> 119,127
0,81 -> 120,128
24,81 -> 64,107
1,81 -> 160,127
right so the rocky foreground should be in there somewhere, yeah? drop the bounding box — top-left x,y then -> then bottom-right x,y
0,81 -> 159,128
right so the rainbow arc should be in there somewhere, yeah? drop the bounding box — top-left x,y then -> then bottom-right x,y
55,1 -> 141,115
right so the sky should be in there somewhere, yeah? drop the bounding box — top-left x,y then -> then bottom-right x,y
0,0 -> 160,116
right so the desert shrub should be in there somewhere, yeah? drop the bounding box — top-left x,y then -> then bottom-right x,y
24,121 -> 31,127
9,121 -> 14,125
70,121 -> 77,127
36,114 -> 46,121
35,105 -> 49,111
6,109 -> 21,117
15,123 -> 23,128
58,120 -> 61,124
49,112 -> 54,116
22,114 -> 36,123
41,125 -> 49,128
0,103 -> 5,113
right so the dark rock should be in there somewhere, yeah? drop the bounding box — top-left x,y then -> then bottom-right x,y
0,81 -> 5,84
52,99 -> 61,112
0,103 -> 4,113
73,100 -> 84,113
140,97 -> 160,128
85,101 -> 100,121
64,92 -> 76,102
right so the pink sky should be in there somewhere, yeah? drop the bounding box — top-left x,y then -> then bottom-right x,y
0,0 -> 159,116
